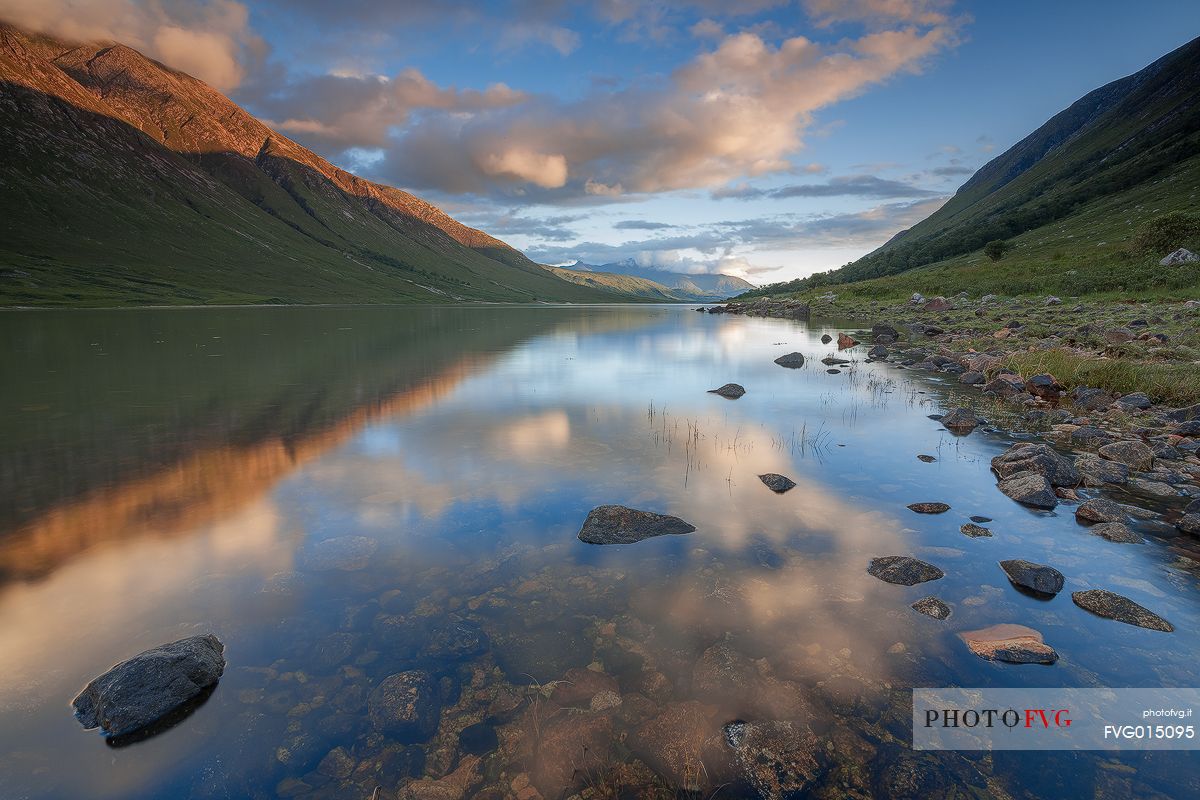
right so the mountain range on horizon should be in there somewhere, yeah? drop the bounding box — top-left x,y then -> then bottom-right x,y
743,33 -> 1200,296
0,23 -> 639,306
554,259 -> 755,301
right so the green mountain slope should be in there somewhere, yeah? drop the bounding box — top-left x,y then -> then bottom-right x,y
0,24 -> 625,306
745,34 -> 1200,297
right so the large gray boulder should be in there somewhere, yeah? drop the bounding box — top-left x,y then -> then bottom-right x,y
991,443 -> 1079,486
1160,248 -> 1198,266
1098,440 -> 1154,471
72,634 -> 225,738
773,352 -> 806,368
997,472 -> 1057,509
578,505 -> 696,544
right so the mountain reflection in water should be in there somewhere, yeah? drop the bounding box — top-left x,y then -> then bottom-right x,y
0,305 -> 1197,799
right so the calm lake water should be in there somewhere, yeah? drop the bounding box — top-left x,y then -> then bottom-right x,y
0,305 -> 1197,799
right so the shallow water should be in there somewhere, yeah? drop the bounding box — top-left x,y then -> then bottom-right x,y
0,305 -> 1197,799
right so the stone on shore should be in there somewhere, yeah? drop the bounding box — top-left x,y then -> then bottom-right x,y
940,407 -> 980,432
1089,522 -> 1142,543
708,383 -> 746,399
991,443 -> 1079,486
72,634 -> 226,738
983,374 -> 1025,397
1071,590 -> 1174,632
1025,373 -> 1063,400
997,472 -> 1057,509
1113,392 -> 1152,411
1176,514 -> 1200,535
1075,498 -> 1125,523
868,556 -> 944,585
368,671 -> 441,742
773,352 -> 806,368
1098,440 -> 1154,471
911,596 -> 952,620
577,505 -> 696,544
758,473 -> 797,493
1074,455 -> 1129,487
999,559 -> 1065,597
959,624 -> 1058,664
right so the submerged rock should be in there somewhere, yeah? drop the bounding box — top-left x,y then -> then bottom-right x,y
368,671 -> 440,742
577,505 -> 696,544
959,624 -> 1058,664
917,454 -> 937,463
724,720 -> 828,799
999,559 -> 1065,597
302,536 -> 378,571
773,352 -> 806,368
997,472 -> 1058,509
708,383 -> 746,399
911,596 -> 951,620
868,556 -> 944,585
991,443 -> 1079,486
72,634 -> 226,738
633,702 -> 728,792
1071,590 -> 1174,632
758,473 -> 797,493
907,502 -> 950,514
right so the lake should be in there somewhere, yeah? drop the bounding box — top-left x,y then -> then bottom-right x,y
0,305 -> 1197,799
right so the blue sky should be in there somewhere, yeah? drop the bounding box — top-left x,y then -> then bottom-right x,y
9,1 -> 1200,283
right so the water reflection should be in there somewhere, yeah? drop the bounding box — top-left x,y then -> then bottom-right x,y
0,306 -> 1198,799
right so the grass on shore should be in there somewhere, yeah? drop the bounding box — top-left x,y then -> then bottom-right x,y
1001,349 -> 1200,407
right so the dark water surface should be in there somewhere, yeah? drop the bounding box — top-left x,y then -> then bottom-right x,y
0,305 -> 1197,799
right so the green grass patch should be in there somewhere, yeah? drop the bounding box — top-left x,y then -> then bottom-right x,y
1001,349 -> 1200,406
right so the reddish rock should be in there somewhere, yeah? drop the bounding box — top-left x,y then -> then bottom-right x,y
837,332 -> 859,349
531,713 -> 613,796
959,624 -> 1058,664
631,701 -> 731,791
549,668 -> 619,708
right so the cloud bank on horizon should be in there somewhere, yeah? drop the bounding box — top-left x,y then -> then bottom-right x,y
8,1 -> 1192,283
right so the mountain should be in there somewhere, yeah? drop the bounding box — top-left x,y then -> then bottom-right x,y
0,24 -> 627,306
563,259 -> 754,300
545,266 -> 682,301
748,34 -> 1200,295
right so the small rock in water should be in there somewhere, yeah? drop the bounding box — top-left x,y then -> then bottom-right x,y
969,515 -> 993,523
908,502 -> 950,514
940,407 -> 981,432
997,472 -> 1057,509
820,356 -> 850,366
917,454 -> 937,463
577,505 -> 696,544
820,334 -> 832,344
911,596 -> 952,620
837,332 -> 859,349
991,443 -> 1079,486
959,624 -> 1058,664
72,634 -> 226,739
1071,590 -> 1174,632
758,473 -> 797,493
826,368 -> 842,374
868,555 -> 944,585
708,383 -> 746,399
1089,522 -> 1142,543
724,720 -> 828,798
458,722 -> 499,756
960,523 -> 992,538
774,352 -> 806,368
999,559 -> 1065,597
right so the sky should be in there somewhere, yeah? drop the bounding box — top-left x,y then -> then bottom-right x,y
5,1 -> 1200,285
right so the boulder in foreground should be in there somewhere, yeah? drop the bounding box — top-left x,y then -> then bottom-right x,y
578,505 -> 696,544
73,634 -> 225,738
